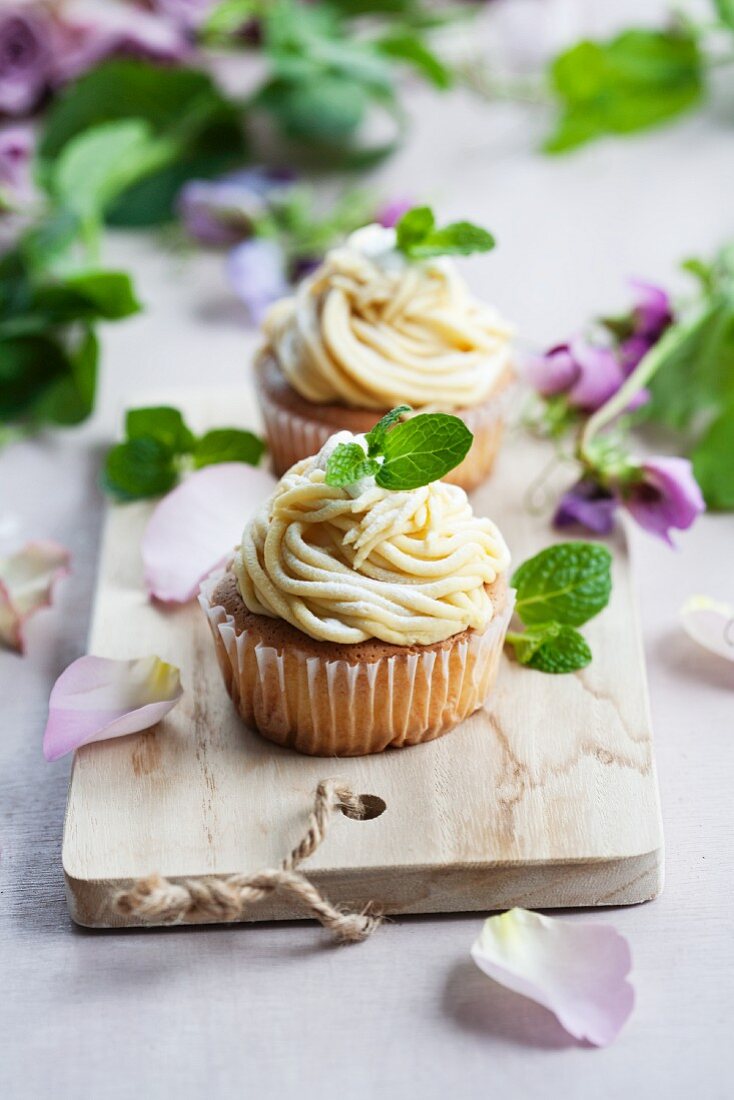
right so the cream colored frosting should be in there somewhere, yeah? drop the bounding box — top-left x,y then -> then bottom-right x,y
262,224 -> 513,411
233,432 -> 510,646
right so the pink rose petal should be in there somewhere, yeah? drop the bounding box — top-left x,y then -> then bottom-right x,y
142,462 -> 276,604
0,540 -> 70,653
681,596 -> 734,663
471,908 -> 634,1047
43,654 -> 183,761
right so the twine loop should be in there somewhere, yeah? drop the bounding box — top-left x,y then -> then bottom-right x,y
113,780 -> 381,944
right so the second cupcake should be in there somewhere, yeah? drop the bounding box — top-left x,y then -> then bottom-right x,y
256,206 -> 515,492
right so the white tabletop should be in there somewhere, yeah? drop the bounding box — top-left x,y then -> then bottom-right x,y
2,3 -> 733,1095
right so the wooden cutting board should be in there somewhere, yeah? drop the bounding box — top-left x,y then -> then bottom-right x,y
62,388 -> 663,928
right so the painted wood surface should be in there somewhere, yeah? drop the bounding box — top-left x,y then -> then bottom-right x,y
62,389 -> 663,927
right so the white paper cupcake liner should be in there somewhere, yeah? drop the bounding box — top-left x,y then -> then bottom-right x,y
199,572 -> 514,756
256,373 -> 515,490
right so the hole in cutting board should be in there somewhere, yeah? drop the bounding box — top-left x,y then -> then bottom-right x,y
341,794 -> 386,821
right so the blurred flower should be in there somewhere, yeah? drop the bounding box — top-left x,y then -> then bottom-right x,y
0,9 -> 52,116
147,0 -> 217,30
624,457 -> 705,546
523,343 -> 579,398
51,1 -> 191,85
630,278 -> 673,341
227,237 -> 289,324
554,477 -> 617,535
527,337 -> 651,415
0,124 -> 34,206
376,198 -> 413,229
178,168 -> 295,246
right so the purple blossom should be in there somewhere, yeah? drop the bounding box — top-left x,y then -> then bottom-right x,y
0,124 -> 33,204
376,198 -> 414,229
522,344 -> 578,397
624,457 -> 705,546
526,339 -> 624,412
554,478 -> 618,535
148,0 -> 216,29
0,10 -> 52,116
629,279 -> 673,341
178,169 -> 295,246
226,237 -> 289,325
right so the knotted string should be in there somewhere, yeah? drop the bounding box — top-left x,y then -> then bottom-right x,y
113,779 -> 381,944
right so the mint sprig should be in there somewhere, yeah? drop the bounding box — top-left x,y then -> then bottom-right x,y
395,206 -> 495,260
325,406 -> 473,490
505,541 -> 612,674
103,405 -> 265,501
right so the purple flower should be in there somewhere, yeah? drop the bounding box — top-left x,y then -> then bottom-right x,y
178,169 -> 294,247
522,344 -> 578,397
226,237 -> 289,325
554,478 -> 618,535
0,124 -> 33,203
50,2 -> 191,86
565,340 -> 625,412
629,279 -> 673,341
0,10 -> 52,116
624,457 -> 705,546
148,0 -> 216,29
376,198 -> 414,229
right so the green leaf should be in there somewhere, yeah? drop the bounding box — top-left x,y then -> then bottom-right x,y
31,271 -> 141,324
256,75 -> 368,143
0,336 -> 69,421
512,541 -> 612,627
365,404 -> 411,456
325,442 -> 380,487
40,61 -> 246,227
51,119 -> 173,223
395,206 -> 495,259
376,412 -> 473,489
692,404 -> 734,510
545,29 -> 704,154
714,0 -> 734,30
103,436 -> 178,501
193,428 -> 266,468
377,33 -> 453,89
126,407 -> 196,454
507,623 -> 592,674
33,328 -> 99,426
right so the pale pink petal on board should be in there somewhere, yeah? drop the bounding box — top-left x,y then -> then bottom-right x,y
471,908 -> 634,1047
0,540 -> 70,653
681,596 -> 734,663
43,654 -> 183,761
141,462 -> 276,604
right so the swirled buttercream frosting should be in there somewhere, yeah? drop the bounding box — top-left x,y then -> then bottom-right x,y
262,225 -> 513,411
233,432 -> 510,646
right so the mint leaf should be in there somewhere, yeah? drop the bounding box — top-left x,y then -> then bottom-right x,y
325,442 -> 380,486
395,206 -> 495,259
545,29 -> 703,154
33,328 -> 98,426
507,623 -> 592,674
376,412 -> 472,489
377,33 -> 453,90
126,407 -> 196,455
0,336 -> 68,421
512,541 -> 612,627
103,436 -> 178,501
365,403 -> 411,456
193,428 -> 266,468
692,404 -> 734,510
395,206 -> 434,252
31,271 -> 140,324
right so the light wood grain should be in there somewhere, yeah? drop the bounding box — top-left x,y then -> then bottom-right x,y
61,388 -> 663,926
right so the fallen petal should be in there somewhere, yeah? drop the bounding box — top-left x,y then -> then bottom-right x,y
142,462 -> 276,603
43,654 -> 183,761
681,595 -> 734,663
0,541 -> 70,653
471,908 -> 634,1047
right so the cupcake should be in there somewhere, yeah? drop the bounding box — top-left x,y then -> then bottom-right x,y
256,208 -> 514,492
200,409 -> 512,756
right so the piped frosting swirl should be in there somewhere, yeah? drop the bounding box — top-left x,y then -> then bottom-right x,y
233,432 -> 510,646
262,225 -> 513,411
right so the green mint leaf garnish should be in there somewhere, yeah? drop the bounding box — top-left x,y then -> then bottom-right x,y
376,412 -> 472,489
324,407 -> 472,490
507,624 -> 592,674
103,407 -> 266,500
324,442 -> 380,487
512,541 -> 612,627
193,428 -> 266,469
103,436 -> 178,501
126,406 -> 196,455
691,403 -> 734,511
365,404 -> 411,456
395,206 -> 495,260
